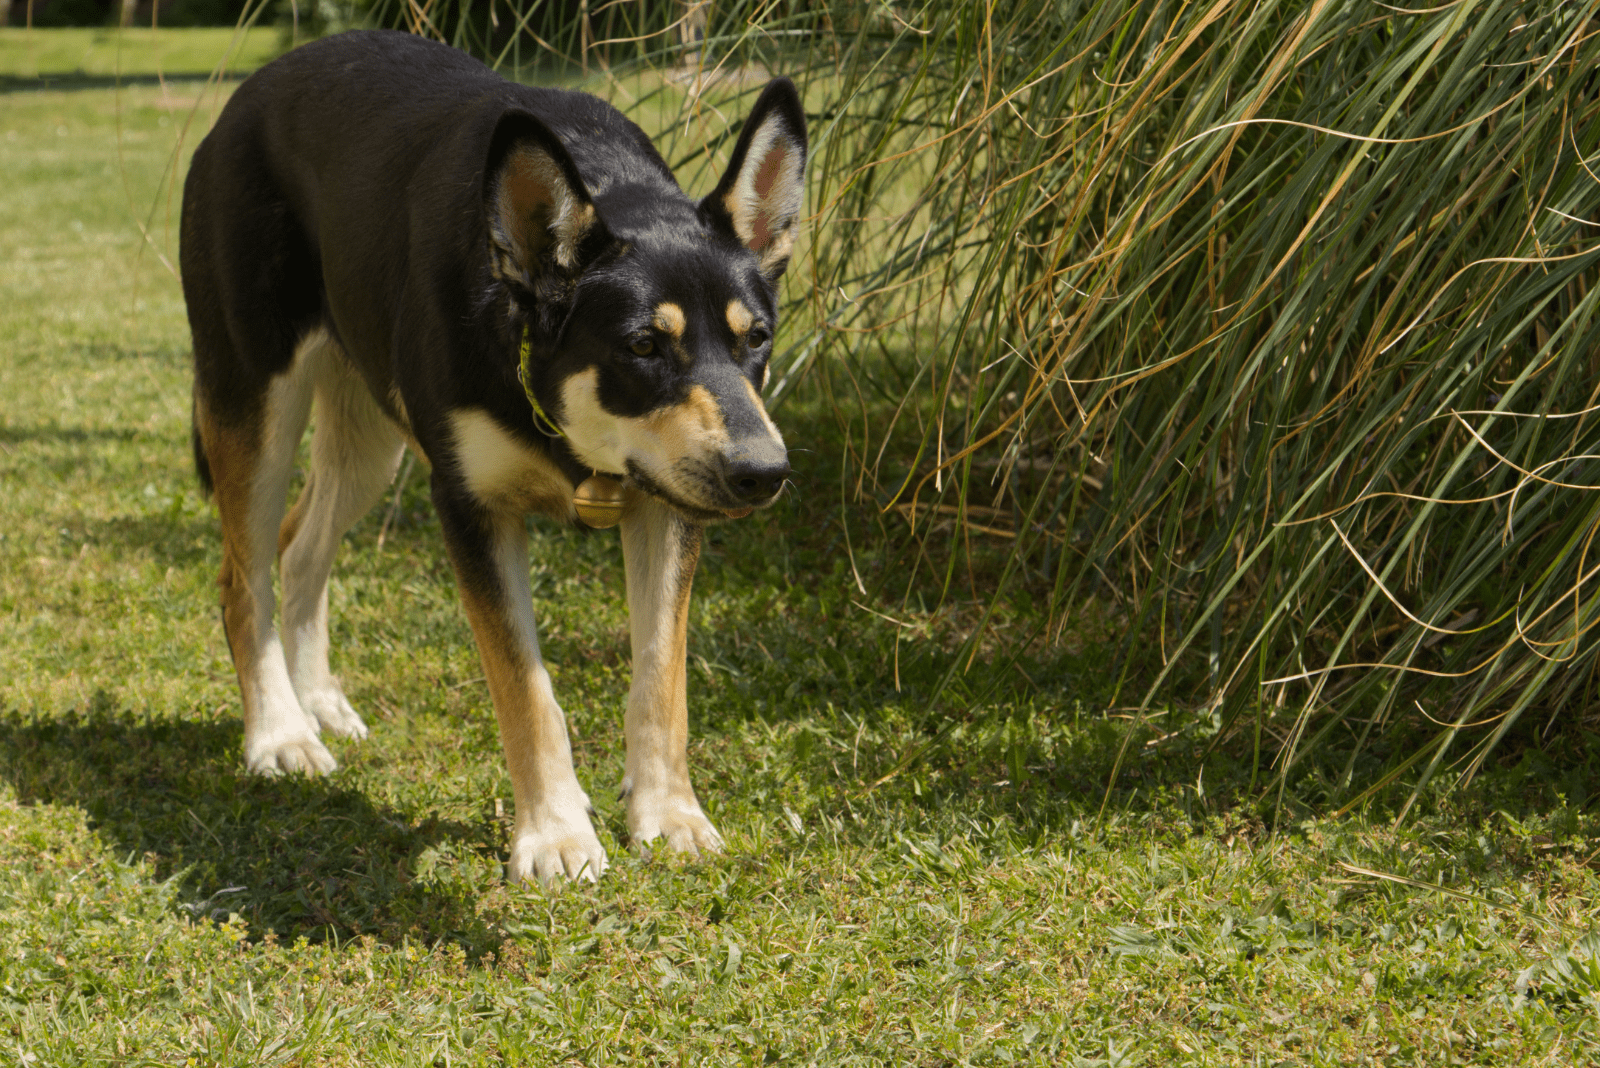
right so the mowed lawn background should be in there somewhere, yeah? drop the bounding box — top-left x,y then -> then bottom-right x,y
3,25 -> 1600,1066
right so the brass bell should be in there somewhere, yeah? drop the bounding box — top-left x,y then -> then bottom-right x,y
573,474 -> 627,528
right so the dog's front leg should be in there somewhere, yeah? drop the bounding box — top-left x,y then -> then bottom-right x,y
619,495 -> 722,855
434,489 -> 606,885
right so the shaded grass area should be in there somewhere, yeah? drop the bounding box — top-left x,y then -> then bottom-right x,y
2,36 -> 1600,1065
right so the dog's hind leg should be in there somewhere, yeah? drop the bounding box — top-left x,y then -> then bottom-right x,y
198,336 -> 333,775
619,496 -> 722,855
435,495 -> 607,884
278,337 -> 405,739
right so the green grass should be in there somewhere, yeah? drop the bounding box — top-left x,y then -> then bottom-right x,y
0,26 -> 281,80
3,30 -> 1600,1065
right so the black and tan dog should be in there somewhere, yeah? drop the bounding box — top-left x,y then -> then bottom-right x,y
180,30 -> 804,884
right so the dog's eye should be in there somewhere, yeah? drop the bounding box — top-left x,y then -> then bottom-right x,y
747,327 -> 770,349
629,338 -> 656,357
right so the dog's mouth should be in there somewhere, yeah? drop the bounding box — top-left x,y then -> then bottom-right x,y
623,461 -> 778,522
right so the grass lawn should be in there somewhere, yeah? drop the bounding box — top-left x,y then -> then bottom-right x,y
2,29 -> 1600,1066
0,26 -> 282,82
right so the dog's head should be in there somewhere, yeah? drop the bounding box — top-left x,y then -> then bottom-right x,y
486,79 -> 806,522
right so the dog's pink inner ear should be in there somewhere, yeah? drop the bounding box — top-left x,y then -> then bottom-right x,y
747,144 -> 788,252
724,129 -> 802,281
497,147 -> 593,271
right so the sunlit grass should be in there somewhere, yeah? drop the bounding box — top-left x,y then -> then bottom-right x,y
4,25 -> 1600,1066
0,26 -> 280,78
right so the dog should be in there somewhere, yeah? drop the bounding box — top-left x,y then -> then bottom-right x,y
180,29 -> 805,885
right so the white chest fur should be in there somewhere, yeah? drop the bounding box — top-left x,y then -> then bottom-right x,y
447,408 -> 576,519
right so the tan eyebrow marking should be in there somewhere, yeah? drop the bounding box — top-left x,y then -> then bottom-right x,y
653,302 -> 686,338
725,299 -> 754,336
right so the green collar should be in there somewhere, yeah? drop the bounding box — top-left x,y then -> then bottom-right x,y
517,325 -> 566,439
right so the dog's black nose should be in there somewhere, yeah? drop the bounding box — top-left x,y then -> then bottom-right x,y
724,454 -> 791,501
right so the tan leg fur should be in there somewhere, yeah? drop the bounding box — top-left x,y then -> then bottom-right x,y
459,515 -> 607,884
619,495 -> 721,854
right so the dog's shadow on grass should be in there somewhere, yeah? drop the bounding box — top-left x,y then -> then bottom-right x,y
0,707 -> 509,958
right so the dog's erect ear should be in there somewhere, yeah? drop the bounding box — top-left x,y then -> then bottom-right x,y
487,110 -> 603,283
701,78 -> 807,283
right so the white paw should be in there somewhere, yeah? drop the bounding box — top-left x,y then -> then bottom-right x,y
244,729 -> 337,776
507,804 -> 607,887
628,792 -> 724,856
297,684 -> 369,739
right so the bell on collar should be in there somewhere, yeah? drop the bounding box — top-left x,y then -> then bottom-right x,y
573,475 -> 627,528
